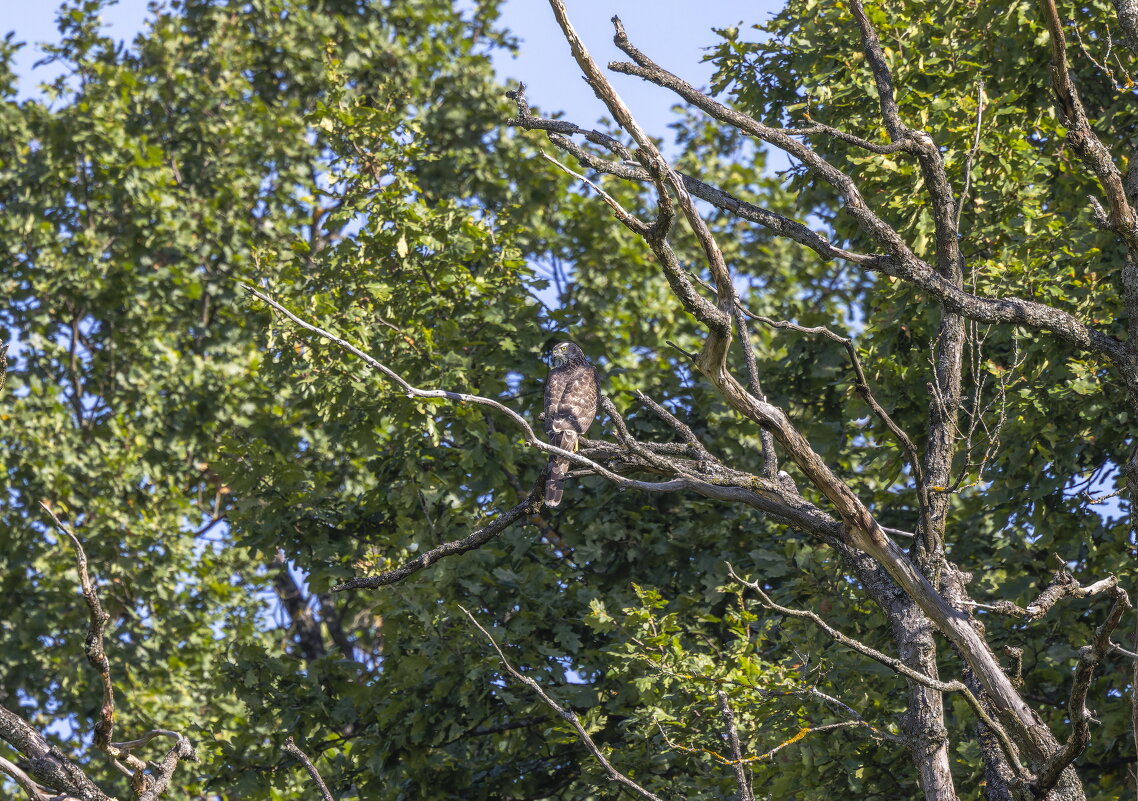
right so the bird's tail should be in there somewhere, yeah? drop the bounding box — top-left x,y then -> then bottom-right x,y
545,430 -> 578,507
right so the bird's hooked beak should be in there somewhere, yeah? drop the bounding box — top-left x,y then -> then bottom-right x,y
550,345 -> 568,367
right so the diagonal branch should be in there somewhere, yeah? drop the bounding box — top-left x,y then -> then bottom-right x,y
283,737 -> 337,801
333,480 -> 544,591
460,605 -> 666,801
244,286 -> 847,542
545,0 -> 735,375
0,706 -> 114,801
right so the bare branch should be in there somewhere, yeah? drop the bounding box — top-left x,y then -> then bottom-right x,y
956,81 -> 986,230
535,127 -> 879,266
40,503 -> 150,782
245,286 -> 842,540
1042,0 -> 1138,248
39,504 -> 125,758
283,738 -> 336,801
109,731 -> 184,753
970,565 -> 1120,622
0,706 -> 114,801
1034,587 -> 1132,796
39,504 -> 196,798
460,606 -> 667,801
631,389 -> 718,463
1040,0 -> 1138,395
544,1 -> 735,377
849,0 -> 961,279
0,755 -> 75,801
777,120 -> 913,154
135,735 -> 197,801
538,149 -> 649,235
717,691 -> 755,801
334,479 -> 543,591
730,294 -> 925,495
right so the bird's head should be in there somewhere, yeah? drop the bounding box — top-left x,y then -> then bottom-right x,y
550,341 -> 582,367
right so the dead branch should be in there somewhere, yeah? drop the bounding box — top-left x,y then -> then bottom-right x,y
283,737 -> 336,801
717,691 -> 755,801
333,479 -> 544,591
460,605 -> 667,801
1033,587 -> 1132,796
244,286 -> 848,545
965,565 -> 1120,622
40,503 -> 149,780
0,706 -> 114,801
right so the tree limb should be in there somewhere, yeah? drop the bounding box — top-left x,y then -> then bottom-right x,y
283,737 -> 336,801
460,605 -> 667,801
334,479 -> 544,591
1033,587 -> 1132,796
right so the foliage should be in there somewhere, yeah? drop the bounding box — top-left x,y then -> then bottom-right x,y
0,0 -> 1134,800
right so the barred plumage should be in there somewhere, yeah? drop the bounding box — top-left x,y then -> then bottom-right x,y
542,342 -> 598,507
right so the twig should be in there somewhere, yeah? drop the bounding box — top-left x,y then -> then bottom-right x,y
655,717 -> 876,766
538,149 -> 649,235
283,737 -> 336,801
956,81 -> 986,229
460,605 -> 667,801
632,389 -> 718,462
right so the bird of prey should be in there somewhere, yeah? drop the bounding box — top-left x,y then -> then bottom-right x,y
543,342 -> 599,507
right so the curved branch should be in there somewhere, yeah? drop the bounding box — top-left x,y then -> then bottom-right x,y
1033,587 -> 1132,796
244,286 -> 840,540
40,503 -> 146,775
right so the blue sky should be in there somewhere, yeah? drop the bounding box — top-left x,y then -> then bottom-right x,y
6,0 -> 782,140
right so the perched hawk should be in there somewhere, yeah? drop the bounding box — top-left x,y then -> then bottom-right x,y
543,342 -> 599,507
